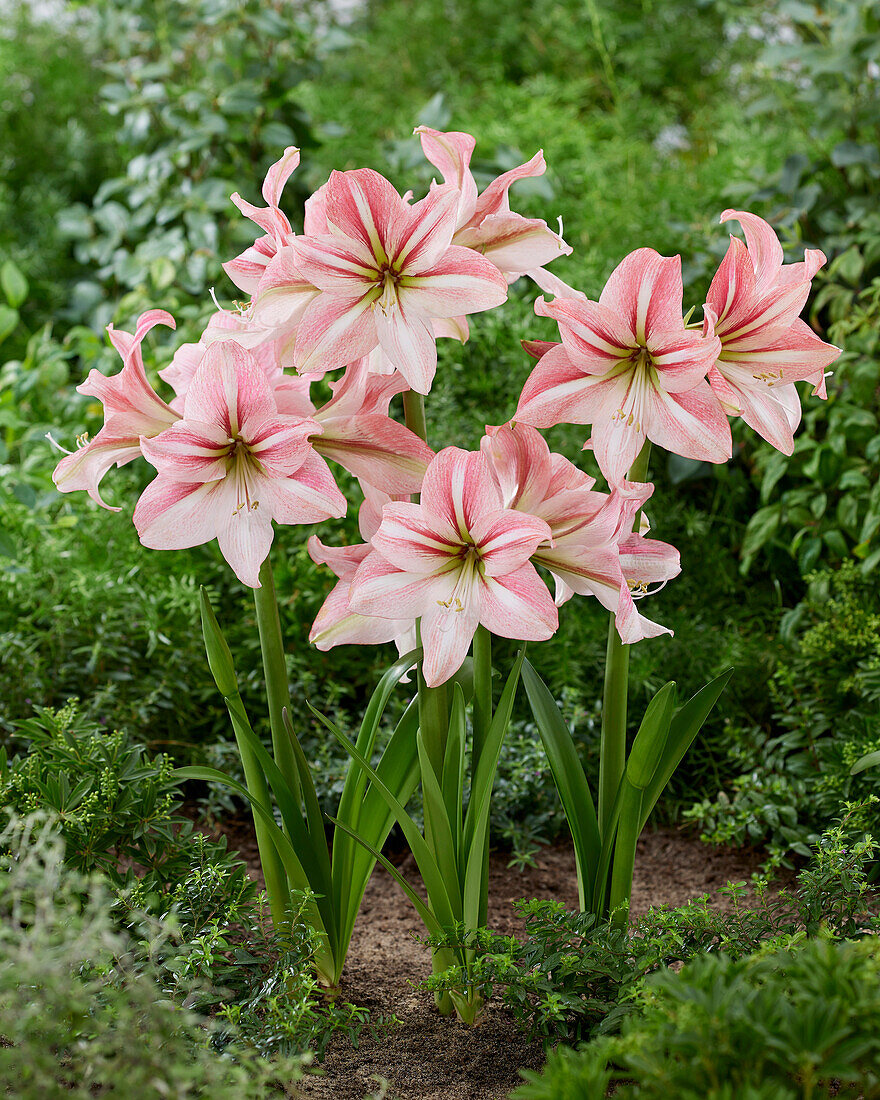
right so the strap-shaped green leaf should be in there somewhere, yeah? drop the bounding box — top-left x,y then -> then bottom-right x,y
521,657 -> 599,911
638,667 -> 734,831
327,814 -> 444,938
340,699 -> 422,943
418,728 -> 464,914
626,681 -> 675,790
851,748 -> 880,776
317,712 -> 457,929
442,683 -> 467,863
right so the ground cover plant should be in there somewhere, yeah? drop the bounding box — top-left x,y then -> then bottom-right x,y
2,0 -> 877,1094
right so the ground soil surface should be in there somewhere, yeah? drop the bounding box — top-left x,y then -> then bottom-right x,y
216,818 -> 770,1100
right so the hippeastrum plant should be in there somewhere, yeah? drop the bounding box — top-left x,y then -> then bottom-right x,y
51,132 -> 839,1012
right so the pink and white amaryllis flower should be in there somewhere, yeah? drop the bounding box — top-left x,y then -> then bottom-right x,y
308,483 -> 416,655
415,127 -> 572,285
161,316 -> 432,496
52,310 -> 179,509
133,341 -> 346,588
348,447 -> 558,686
481,423 -> 680,643
515,248 -> 729,487
704,209 -> 841,454
289,168 -> 509,393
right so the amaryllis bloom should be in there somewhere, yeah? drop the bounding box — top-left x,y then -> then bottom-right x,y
134,341 -> 346,588
481,423 -> 680,643
348,447 -> 558,686
223,146 -> 301,294
161,315 -> 432,496
704,209 -> 841,453
415,127 -> 572,283
308,483 -> 416,655
515,248 -> 729,486
289,168 -> 509,393
52,310 -> 179,509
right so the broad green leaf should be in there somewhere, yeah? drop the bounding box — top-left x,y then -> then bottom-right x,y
0,306 -> 19,346
521,657 -> 599,911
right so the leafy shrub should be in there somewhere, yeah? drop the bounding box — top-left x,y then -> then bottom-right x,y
688,561 -> 880,865
0,2 -> 118,330
0,704 -> 374,1061
0,813 -> 306,1099
61,0 -> 324,329
513,936 -> 880,1099
424,819 -> 878,1044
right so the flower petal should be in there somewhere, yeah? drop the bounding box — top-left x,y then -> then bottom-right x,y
598,249 -> 685,345
478,564 -> 557,640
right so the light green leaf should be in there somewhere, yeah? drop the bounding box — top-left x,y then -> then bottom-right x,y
0,262 -> 28,309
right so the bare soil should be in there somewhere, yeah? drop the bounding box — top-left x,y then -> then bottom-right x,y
216,819 -> 770,1100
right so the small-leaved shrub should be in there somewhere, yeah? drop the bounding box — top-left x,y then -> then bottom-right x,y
425,817 -> 878,1044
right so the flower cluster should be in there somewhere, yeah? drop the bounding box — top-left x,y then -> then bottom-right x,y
52,132 -> 840,685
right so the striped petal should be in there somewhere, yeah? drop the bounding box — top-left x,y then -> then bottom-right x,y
598,249 -> 685,345
478,565 -> 557,640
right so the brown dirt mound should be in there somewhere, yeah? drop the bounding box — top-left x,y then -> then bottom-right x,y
216,819 -> 768,1100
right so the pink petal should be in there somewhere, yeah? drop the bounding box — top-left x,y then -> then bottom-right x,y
370,501 -> 460,571
293,292 -> 379,375
644,379 -> 732,465
374,306 -> 437,394
134,476 -> 222,550
223,235 -> 276,295
323,168 -> 405,256
304,181 -> 330,236
247,415 -> 316,477
262,146 -> 300,208
308,535 -> 370,580
414,127 -> 479,227
536,295 -> 633,369
291,235 -> 378,292
216,493 -> 275,588
419,590 -> 481,687
184,342 -> 276,436
469,508 -> 551,575
598,248 -> 685,346
649,329 -> 721,393
720,209 -> 783,295
390,186 -> 459,272
230,191 -> 291,242
478,564 -> 557,640
348,553 -> 440,620
262,451 -> 347,524
617,534 -> 681,585
705,236 -> 758,329
472,149 -> 546,221
399,244 -> 508,315
52,433 -> 141,511
312,413 -> 433,495
419,448 -> 503,537
252,247 -> 321,327
455,213 -> 571,276
140,421 -> 232,483
310,576 -> 405,650
515,344 -> 629,430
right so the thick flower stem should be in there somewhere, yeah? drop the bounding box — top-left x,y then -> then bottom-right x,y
471,625 -> 493,928
598,441 -> 652,844
254,555 -> 302,804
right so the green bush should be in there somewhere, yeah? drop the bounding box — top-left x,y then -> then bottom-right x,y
688,561 -> 880,865
0,813 -> 306,1099
425,820 -> 878,1045
513,936 -> 880,1099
